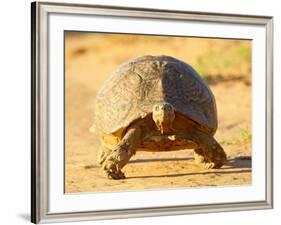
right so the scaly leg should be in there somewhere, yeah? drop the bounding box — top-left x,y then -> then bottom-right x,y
97,145 -> 111,165
102,126 -> 142,179
194,148 -> 207,164
192,130 -> 227,169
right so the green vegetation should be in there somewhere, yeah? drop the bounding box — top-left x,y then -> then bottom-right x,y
221,127 -> 252,146
221,139 -> 238,146
192,42 -> 251,79
240,127 -> 252,144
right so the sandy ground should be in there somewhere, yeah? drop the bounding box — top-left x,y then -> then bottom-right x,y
65,33 -> 252,193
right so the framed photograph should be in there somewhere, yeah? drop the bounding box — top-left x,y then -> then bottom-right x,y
31,1 -> 273,223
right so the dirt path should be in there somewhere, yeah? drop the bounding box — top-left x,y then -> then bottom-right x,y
65,33 -> 251,193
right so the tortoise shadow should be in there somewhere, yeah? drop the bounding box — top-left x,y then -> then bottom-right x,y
129,157 -> 193,164
127,156 -> 251,179
129,156 -> 251,168
128,169 -> 251,179
225,156 -> 252,169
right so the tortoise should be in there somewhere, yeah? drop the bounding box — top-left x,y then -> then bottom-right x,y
90,55 -> 227,179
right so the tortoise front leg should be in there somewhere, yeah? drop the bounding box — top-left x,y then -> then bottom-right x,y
194,148 -> 207,164
102,126 -> 142,179
192,130 -> 227,169
97,145 -> 111,166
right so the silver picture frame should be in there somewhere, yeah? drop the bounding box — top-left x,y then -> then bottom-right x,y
31,1 -> 273,223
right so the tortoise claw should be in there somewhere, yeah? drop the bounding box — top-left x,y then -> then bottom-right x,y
105,170 -> 126,180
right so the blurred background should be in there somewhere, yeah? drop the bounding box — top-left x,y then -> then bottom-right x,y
65,32 -> 252,193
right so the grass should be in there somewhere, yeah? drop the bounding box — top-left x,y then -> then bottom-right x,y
221,139 -> 238,146
240,127 -> 252,144
192,43 -> 251,80
221,127 -> 252,146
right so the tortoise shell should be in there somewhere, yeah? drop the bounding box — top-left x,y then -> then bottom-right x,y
93,55 -> 217,134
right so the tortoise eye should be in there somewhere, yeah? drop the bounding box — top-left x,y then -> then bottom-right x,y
164,104 -> 170,110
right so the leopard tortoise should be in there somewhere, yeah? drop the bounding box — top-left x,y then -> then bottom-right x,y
90,55 -> 227,179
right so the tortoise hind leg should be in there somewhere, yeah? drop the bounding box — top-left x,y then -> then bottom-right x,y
192,131 -> 227,169
102,126 -> 142,179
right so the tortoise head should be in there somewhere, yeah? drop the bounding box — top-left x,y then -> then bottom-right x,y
152,102 -> 175,134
